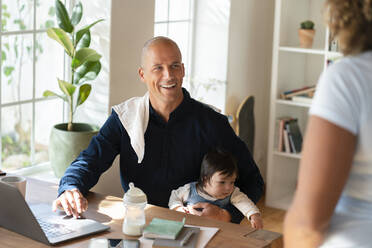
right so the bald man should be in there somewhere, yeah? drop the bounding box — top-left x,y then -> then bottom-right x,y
54,37 -> 263,223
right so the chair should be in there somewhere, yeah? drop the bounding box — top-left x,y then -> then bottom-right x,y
236,96 -> 255,154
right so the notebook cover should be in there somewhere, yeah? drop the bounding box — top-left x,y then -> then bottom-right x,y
143,218 -> 184,240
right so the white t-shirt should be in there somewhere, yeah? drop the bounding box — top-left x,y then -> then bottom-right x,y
310,51 -> 372,247
310,51 -> 372,202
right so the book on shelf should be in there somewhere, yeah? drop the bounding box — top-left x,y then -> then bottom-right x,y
277,117 -> 293,152
280,85 -> 316,100
283,129 -> 291,153
291,95 -> 313,104
278,118 -> 302,154
287,119 -> 303,153
143,217 -> 185,240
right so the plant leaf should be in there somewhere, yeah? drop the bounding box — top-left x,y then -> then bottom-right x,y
48,6 -> 55,17
70,2 -> 82,26
77,84 -> 91,106
58,79 -> 76,98
55,0 -> 73,33
3,66 -> 14,76
45,20 -> 54,28
76,30 -> 90,50
43,90 -> 66,101
75,19 -> 104,46
47,28 -> 74,57
73,61 -> 101,85
71,48 -> 101,69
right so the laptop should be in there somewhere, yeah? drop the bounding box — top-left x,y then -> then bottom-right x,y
0,181 -> 110,245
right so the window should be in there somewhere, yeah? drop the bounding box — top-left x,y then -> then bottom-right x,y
0,0 -> 64,172
154,0 -> 193,86
0,0 -> 110,173
154,0 -> 230,113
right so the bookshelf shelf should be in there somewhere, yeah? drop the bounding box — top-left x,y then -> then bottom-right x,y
273,150 -> 301,159
266,0 -> 335,210
276,99 -> 311,108
327,51 -> 343,58
279,46 -> 325,55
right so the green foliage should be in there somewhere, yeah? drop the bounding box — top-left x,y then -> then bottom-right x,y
3,66 -> 14,77
43,0 -> 103,131
55,0 -> 73,33
0,1 -> 54,167
70,2 -> 83,26
300,20 -> 315,30
47,28 -> 75,56
1,134 -> 31,169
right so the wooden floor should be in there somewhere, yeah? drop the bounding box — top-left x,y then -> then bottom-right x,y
240,197 -> 286,234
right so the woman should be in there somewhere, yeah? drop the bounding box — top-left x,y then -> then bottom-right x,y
284,0 -> 372,247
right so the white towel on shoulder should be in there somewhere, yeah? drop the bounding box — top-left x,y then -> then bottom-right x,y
112,92 -> 149,163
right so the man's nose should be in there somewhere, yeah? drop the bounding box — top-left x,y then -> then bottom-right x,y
163,66 -> 173,78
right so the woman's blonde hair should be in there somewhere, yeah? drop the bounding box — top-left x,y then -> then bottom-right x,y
325,0 -> 372,55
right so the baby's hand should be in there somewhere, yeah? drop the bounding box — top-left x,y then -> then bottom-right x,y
174,206 -> 190,214
249,213 -> 263,229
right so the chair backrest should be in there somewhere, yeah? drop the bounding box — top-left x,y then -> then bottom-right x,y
236,96 -> 255,154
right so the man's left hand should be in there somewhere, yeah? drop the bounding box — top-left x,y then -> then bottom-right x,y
188,202 -> 231,222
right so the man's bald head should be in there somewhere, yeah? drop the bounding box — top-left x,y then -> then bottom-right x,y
141,36 -> 182,68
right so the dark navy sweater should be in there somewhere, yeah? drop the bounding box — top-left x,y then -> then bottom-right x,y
58,89 -> 264,223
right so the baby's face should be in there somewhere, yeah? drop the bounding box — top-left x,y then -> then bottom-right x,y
203,172 -> 236,199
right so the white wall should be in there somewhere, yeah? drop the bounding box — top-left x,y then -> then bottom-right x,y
91,0 -> 154,197
226,0 -> 275,180
75,0 -> 111,127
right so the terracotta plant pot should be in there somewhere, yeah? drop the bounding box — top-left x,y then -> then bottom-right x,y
298,29 -> 315,48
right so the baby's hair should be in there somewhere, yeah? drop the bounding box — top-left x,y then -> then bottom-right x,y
198,148 -> 238,189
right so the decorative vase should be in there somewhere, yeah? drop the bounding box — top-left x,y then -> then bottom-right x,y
298,29 -> 315,48
49,123 -> 99,178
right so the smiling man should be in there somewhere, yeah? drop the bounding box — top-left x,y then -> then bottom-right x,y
53,37 -> 264,223
139,38 -> 185,122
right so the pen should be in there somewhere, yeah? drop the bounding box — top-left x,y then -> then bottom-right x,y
180,230 -> 194,246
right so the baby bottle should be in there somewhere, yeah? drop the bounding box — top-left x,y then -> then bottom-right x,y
122,182 -> 147,236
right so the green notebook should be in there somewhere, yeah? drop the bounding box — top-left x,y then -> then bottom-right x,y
143,217 -> 185,240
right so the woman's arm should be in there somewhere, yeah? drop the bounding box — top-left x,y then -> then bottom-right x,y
284,116 -> 356,247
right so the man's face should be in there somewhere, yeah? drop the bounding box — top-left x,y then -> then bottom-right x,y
139,41 -> 185,108
203,172 -> 236,199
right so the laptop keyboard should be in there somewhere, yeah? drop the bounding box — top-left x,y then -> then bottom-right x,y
37,219 -> 75,238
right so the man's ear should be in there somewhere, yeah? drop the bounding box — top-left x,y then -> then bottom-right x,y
138,67 -> 146,82
181,63 -> 185,77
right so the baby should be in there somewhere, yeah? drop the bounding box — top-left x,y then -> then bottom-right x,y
168,149 -> 263,229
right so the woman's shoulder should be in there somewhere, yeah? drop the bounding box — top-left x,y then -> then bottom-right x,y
327,51 -> 372,76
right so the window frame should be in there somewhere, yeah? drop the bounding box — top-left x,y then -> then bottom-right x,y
0,0 -> 66,172
154,0 -> 195,83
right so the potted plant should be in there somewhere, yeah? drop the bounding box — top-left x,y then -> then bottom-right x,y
44,0 -> 103,178
298,20 -> 315,48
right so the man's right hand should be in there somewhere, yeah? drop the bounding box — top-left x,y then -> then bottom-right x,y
52,188 -> 88,218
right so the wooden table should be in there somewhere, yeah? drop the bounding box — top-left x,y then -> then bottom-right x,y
0,178 -> 282,248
